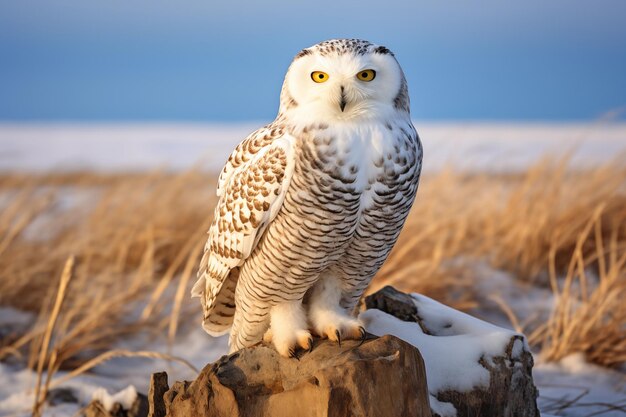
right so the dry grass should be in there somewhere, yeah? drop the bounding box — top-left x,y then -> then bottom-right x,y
0,154 -> 625,383
0,169 -> 215,373
27,256 -> 198,417
530,204 -> 626,367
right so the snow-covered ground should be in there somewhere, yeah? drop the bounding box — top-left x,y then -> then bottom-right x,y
535,354 -> 626,417
1,283 -> 624,417
0,122 -> 625,173
0,314 -> 229,417
0,122 -> 624,416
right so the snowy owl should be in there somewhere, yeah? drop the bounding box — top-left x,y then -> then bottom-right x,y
192,39 -> 422,357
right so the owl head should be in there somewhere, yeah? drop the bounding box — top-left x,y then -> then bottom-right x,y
279,39 -> 410,125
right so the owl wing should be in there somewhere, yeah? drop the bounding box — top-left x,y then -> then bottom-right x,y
216,124 -> 286,198
192,130 -> 295,335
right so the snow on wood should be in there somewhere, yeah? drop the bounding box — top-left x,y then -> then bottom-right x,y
362,286 -> 539,417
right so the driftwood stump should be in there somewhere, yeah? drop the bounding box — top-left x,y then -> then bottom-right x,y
151,334 -> 431,417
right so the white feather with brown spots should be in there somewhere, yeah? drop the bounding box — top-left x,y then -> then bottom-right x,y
191,126 -> 294,335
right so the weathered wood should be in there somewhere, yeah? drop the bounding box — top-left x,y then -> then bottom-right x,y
364,285 -> 431,334
157,335 -> 432,417
147,372 -> 169,417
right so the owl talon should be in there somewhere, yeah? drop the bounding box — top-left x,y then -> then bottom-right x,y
296,330 -> 313,352
308,337 -> 314,353
358,326 -> 366,346
335,330 -> 342,347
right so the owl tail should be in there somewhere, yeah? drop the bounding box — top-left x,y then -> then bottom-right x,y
191,253 -> 239,337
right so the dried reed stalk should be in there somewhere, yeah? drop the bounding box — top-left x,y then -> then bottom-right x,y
49,349 -> 199,389
32,256 -> 74,417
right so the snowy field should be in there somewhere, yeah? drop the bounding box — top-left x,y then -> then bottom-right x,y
0,122 -> 625,173
0,122 -> 625,417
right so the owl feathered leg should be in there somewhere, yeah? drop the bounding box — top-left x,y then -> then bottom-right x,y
265,301 -> 313,357
229,298 -> 313,356
307,272 -> 365,343
228,293 -> 271,353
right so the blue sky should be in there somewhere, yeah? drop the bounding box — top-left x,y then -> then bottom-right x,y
1,1 -> 625,122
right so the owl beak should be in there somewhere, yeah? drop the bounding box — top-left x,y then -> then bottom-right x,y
339,86 -> 347,112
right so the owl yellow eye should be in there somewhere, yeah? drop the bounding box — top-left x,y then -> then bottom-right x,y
311,71 -> 329,83
356,69 -> 376,82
